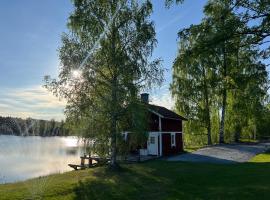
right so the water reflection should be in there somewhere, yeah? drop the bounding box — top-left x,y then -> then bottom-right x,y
0,135 -> 85,184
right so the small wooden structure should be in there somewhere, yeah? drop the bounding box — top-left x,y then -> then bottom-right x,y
68,155 -> 110,170
123,93 -> 187,157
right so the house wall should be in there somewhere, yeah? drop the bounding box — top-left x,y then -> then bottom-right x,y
139,111 -> 185,156
149,113 -> 159,131
162,133 -> 171,156
148,112 -> 183,132
161,118 -> 182,132
162,133 -> 183,156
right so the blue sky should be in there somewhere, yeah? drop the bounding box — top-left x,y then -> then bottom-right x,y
0,0 -> 207,120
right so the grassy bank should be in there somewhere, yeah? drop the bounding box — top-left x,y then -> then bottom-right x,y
1,159 -> 270,200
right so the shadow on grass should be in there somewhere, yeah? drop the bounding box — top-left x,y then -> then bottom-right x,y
73,160 -> 270,200
74,163 -> 171,200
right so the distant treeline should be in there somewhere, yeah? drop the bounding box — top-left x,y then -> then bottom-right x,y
0,116 -> 72,136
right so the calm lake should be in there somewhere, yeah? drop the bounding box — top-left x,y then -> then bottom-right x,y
0,135 -> 85,184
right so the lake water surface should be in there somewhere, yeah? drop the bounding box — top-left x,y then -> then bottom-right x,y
0,135 -> 85,184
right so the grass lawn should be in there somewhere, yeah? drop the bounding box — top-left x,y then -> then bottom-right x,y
184,146 -> 202,153
0,159 -> 270,200
249,150 -> 270,162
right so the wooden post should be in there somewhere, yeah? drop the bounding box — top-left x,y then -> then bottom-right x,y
81,157 -> 85,166
89,158 -> 92,167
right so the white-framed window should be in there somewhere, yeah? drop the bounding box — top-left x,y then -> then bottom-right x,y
122,132 -> 128,141
171,133 -> 175,146
150,136 -> 155,144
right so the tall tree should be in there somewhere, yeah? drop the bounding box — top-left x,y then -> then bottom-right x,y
171,0 -> 268,145
201,0 -> 240,143
234,0 -> 270,55
165,0 -> 184,7
171,22 -> 219,145
203,0 -> 269,142
166,0 -> 270,54
226,45 -> 268,141
45,0 -> 163,168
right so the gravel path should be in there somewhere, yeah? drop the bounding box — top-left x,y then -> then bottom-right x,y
167,143 -> 270,164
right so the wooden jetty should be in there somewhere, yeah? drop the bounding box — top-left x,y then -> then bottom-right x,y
69,154 -> 157,170
68,155 -> 110,170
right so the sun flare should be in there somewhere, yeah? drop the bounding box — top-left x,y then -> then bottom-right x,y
71,70 -> 82,79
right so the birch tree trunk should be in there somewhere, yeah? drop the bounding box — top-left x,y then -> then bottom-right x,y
110,18 -> 118,169
202,65 -> 212,145
219,41 -> 227,144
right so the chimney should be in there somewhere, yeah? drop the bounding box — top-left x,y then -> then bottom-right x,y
141,93 -> 149,104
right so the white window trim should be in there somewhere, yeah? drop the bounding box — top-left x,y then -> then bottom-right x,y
171,133 -> 176,147
150,136 -> 155,144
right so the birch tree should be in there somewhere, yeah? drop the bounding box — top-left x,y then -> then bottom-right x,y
45,0 -> 163,168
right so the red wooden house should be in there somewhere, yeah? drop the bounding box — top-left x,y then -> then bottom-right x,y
125,93 -> 187,157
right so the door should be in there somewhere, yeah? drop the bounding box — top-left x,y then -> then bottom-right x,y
148,132 -> 158,155
162,133 -> 171,156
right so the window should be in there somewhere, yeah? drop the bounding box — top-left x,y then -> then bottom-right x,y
150,136 -> 155,144
171,133 -> 175,146
122,132 -> 128,141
